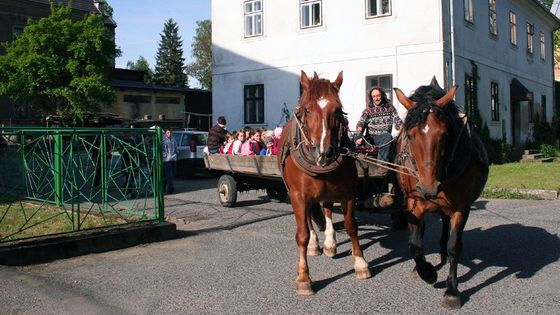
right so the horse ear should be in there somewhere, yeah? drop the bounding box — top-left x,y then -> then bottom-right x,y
300,70 -> 310,90
434,85 -> 458,108
313,71 -> 319,79
430,76 -> 441,89
332,71 -> 343,91
394,88 -> 415,110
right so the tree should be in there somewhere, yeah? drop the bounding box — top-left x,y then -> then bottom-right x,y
188,20 -> 212,90
127,56 -> 154,84
154,18 -> 188,87
0,4 -> 119,124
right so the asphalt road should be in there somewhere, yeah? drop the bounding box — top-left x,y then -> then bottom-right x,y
1,178 -> 559,314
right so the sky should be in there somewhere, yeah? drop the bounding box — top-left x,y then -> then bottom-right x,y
111,0 -> 210,86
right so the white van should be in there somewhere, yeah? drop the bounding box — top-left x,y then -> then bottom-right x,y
172,129 -> 208,178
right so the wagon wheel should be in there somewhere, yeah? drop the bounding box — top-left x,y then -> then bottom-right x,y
218,174 -> 237,207
266,187 -> 287,203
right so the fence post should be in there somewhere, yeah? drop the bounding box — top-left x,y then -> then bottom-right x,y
54,132 -> 63,206
155,127 -> 164,222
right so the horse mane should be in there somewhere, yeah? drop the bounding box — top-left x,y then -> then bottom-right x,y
298,78 -> 342,112
403,85 -> 459,131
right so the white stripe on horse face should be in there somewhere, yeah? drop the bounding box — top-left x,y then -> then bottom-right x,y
317,97 -> 329,109
422,124 -> 430,134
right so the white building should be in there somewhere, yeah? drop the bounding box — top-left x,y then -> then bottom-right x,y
212,0 -> 559,146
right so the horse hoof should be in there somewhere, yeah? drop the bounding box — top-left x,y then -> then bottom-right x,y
355,267 -> 372,280
442,294 -> 462,309
307,247 -> 322,256
413,264 -> 437,285
296,282 -> 315,296
323,246 -> 337,258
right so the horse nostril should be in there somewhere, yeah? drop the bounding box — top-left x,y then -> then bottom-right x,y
325,147 -> 335,159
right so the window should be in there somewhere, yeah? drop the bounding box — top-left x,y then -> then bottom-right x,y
464,0 -> 474,24
527,22 -> 534,54
541,95 -> 547,121
244,0 -> 262,37
365,74 -> 393,102
124,95 -> 151,103
366,0 -> 391,18
510,11 -> 517,46
488,0 -> 497,36
540,32 -> 545,60
244,84 -> 264,124
12,25 -> 24,40
155,97 -> 181,104
490,82 -> 499,121
300,0 -> 322,28
464,74 -> 476,118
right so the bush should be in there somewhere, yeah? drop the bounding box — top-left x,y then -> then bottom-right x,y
539,143 -> 557,158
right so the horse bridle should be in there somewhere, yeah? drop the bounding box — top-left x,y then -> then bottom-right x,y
292,105 -> 347,154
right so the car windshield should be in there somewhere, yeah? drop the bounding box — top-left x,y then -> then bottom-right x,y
182,134 -> 207,146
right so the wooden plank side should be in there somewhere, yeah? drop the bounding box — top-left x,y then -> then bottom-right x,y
204,154 -> 281,177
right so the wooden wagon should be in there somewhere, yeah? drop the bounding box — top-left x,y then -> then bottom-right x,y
203,154 -> 397,210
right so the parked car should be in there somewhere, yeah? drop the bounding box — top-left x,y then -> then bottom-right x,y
172,129 -> 209,178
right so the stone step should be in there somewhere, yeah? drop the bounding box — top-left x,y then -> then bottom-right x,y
524,149 -> 539,155
522,153 -> 546,160
520,157 -> 554,163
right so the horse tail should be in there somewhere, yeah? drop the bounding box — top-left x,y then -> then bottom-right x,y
310,203 -> 326,231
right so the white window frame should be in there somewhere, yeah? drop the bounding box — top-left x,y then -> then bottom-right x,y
490,82 -> 499,121
300,0 -> 322,29
464,0 -> 474,24
244,0 -> 263,38
540,32 -> 545,61
366,0 -> 391,19
488,0 -> 497,36
527,22 -> 534,54
510,11 -> 517,46
365,74 -> 393,103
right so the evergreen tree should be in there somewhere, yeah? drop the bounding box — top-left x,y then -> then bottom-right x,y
154,18 -> 188,87
188,20 -> 212,90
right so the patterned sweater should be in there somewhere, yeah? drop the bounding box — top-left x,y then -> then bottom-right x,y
356,104 -> 402,137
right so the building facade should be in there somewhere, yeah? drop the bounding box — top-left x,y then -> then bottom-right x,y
212,0 -> 559,146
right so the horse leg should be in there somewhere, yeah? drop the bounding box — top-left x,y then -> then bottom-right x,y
307,206 -> 322,256
342,199 -> 372,279
438,214 -> 450,266
322,202 -> 337,257
408,206 -> 437,284
293,196 -> 314,296
442,211 -> 469,309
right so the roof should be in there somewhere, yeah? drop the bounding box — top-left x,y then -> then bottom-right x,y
110,79 -> 211,94
29,0 -> 98,13
27,0 -> 116,25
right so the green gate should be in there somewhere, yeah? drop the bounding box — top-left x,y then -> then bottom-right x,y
0,127 -> 165,243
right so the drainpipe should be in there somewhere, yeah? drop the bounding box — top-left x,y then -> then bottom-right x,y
449,0 -> 456,86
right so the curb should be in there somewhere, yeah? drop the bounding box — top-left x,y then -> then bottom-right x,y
483,188 -> 559,200
0,222 -> 177,266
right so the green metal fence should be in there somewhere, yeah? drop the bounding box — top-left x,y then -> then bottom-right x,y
0,127 -> 164,243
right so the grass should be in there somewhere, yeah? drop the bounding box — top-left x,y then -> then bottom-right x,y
0,198 -> 132,242
481,161 -> 560,199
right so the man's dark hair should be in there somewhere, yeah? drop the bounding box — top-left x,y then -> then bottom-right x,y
367,87 -> 391,107
218,116 -> 227,125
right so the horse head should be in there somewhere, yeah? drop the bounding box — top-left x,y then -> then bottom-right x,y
394,81 -> 459,200
296,70 -> 345,167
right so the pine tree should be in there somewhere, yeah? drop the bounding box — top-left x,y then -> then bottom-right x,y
154,18 -> 188,87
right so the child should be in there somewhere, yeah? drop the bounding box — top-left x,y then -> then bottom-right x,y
241,129 -> 262,156
231,130 -> 245,155
223,132 -> 235,154
259,136 -> 275,156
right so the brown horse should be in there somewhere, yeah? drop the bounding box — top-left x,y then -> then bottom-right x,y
393,79 -> 489,309
278,71 -> 371,296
